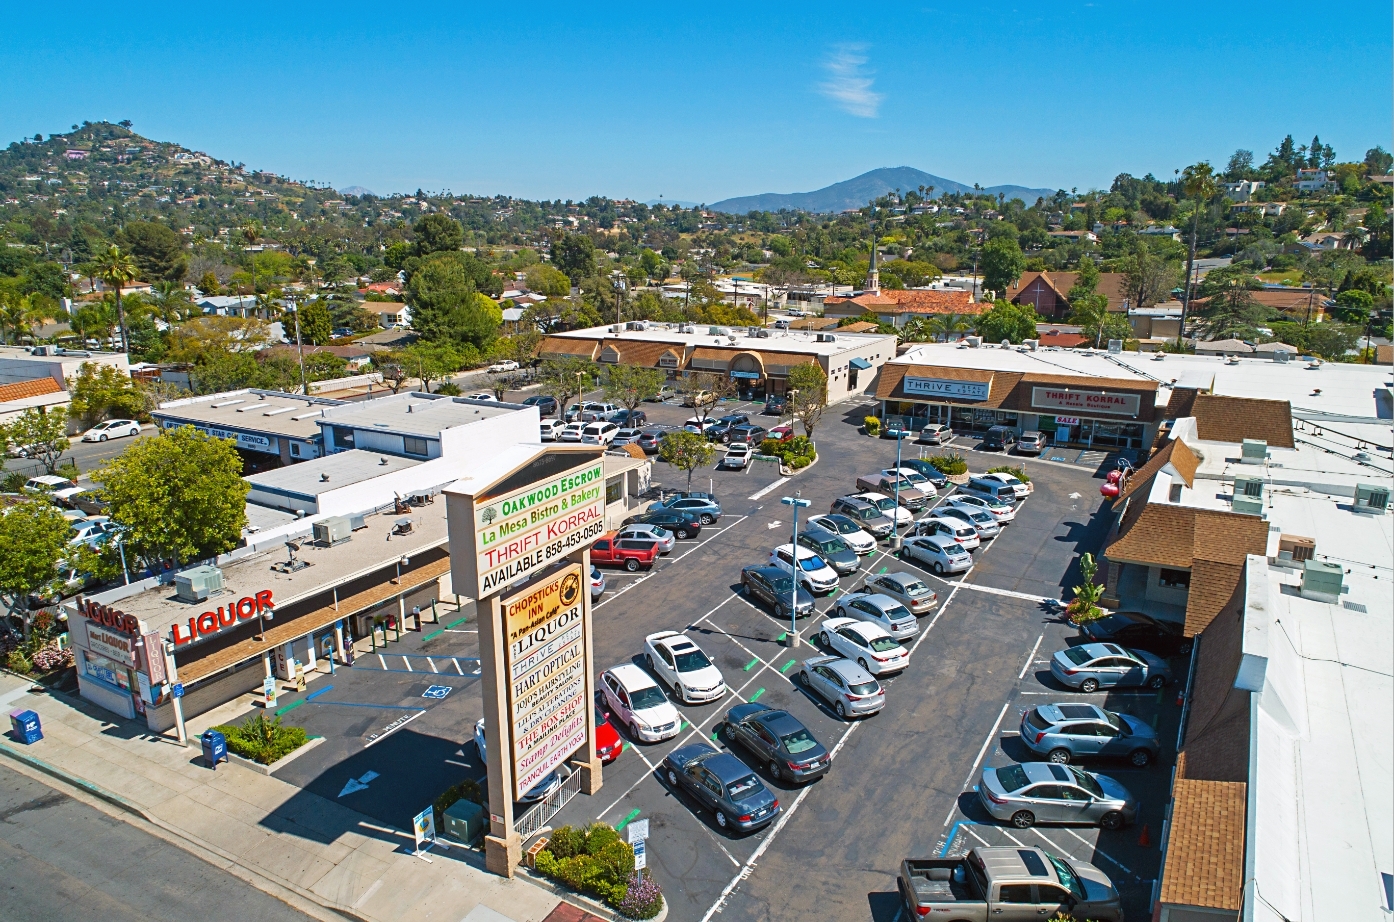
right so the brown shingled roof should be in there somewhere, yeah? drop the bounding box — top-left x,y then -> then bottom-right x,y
1191,393 -> 1294,448
1181,599 -> 1252,777
0,377 -> 63,402
597,340 -> 687,368
539,337 -> 599,359
826,288 -> 978,315
1191,509 -> 1270,565
1116,439 -> 1200,503
1165,386 -> 1202,419
1105,503 -> 1198,569
1157,775 -> 1246,911
837,321 -> 881,333
1183,559 -> 1246,636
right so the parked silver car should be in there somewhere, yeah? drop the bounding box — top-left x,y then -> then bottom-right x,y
617,523 -> 676,554
1049,643 -> 1172,692
858,572 -> 939,615
978,762 -> 1138,829
934,504 -> 1001,539
797,655 -> 885,719
1020,702 -> 1161,767
833,592 -> 919,642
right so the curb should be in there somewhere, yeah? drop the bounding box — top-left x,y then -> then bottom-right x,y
0,737 -> 370,922
212,734 -> 326,776
515,864 -> 668,922
778,450 -> 819,478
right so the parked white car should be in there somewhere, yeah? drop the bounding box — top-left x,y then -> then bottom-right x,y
899,535 -> 973,575
915,515 -> 981,551
81,419 -> 141,442
806,514 -> 877,555
600,664 -> 682,742
558,421 -> 585,442
882,467 -> 937,498
720,442 -> 752,470
947,493 -> 1016,523
644,631 -> 727,704
466,392 -> 496,401
979,471 -> 1032,498
487,360 -> 519,373
853,491 -> 913,527
816,617 -> 909,675
768,544 -> 840,594
540,419 -> 567,442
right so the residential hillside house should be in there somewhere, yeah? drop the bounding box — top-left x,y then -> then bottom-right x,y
1220,180 -> 1266,202
1293,168 -> 1336,193
0,345 -> 131,428
1004,270 -> 1130,320
822,287 -> 980,328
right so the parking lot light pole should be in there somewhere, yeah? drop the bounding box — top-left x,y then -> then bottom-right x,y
892,430 -> 909,551
781,492 -> 811,648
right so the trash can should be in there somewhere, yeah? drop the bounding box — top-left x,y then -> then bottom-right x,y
201,729 -> 229,769
8,709 -> 42,745
442,798 -> 485,845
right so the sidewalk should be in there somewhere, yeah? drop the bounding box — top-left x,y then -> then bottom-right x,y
0,673 -> 561,922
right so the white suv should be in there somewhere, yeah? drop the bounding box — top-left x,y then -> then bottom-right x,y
644,631 -> 727,704
769,544 -> 840,594
600,664 -> 681,743
581,421 -> 620,445
979,471 -> 1032,499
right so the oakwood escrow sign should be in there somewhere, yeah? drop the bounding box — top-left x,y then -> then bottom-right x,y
473,460 -> 606,598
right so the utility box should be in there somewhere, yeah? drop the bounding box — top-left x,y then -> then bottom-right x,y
1300,559 -> 1344,603
442,798 -> 485,845
9,709 -> 41,745
313,515 -> 353,546
1240,439 -> 1267,464
201,729 -> 229,769
174,565 -> 225,603
1353,483 -> 1390,515
1232,495 -> 1264,516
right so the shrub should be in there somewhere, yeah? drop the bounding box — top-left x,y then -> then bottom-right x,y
986,464 -> 1031,483
759,435 -> 816,469
928,453 -> 968,476
863,415 -> 881,436
6,649 -> 33,674
434,382 -> 462,396
212,714 -> 308,765
29,641 -> 73,673
531,823 -> 665,917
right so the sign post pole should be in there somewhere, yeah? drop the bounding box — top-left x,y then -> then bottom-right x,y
163,642 -> 186,744
477,592 -> 521,876
570,546 -> 603,796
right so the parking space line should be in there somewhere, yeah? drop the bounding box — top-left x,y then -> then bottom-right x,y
947,581 -> 1053,604
1060,828 -> 1138,878
429,658 -> 439,673
402,657 -> 412,672
452,658 -> 463,674
1031,827 -> 1082,861
938,819 -> 977,856
1019,634 -> 1044,679
748,478 -> 790,501
962,700 -> 1013,789
377,654 -> 386,668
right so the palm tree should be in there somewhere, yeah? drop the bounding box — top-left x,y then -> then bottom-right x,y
242,222 -> 262,312
928,311 -> 974,342
0,293 -> 44,344
1177,163 -> 1216,344
95,245 -> 138,352
152,280 -> 193,323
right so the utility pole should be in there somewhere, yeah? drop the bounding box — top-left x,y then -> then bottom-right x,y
289,300 -> 308,395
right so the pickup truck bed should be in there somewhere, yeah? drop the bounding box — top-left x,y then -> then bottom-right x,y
900,858 -> 983,904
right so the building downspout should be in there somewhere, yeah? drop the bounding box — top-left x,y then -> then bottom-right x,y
1151,633 -> 1203,920
1242,691 -> 1260,922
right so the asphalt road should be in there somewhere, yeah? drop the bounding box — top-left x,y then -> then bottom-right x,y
0,762 -> 316,922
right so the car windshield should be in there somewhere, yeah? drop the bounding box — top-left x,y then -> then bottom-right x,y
1047,855 -> 1087,901
868,636 -> 900,653
779,727 -> 819,754
884,604 -> 911,621
997,764 -> 1031,792
727,775 -> 764,802
1063,647 -> 1093,666
1096,613 -> 1133,631
1102,709 -> 1124,730
673,649 -> 712,672
871,497 -> 896,512
1069,768 -> 1104,797
768,575 -> 795,594
901,471 -> 926,483
827,517 -> 857,534
647,526 -> 669,537
629,687 -> 668,710
969,511 -> 992,523
848,680 -> 879,696
901,580 -> 929,595
855,507 -> 878,521
798,556 -> 827,572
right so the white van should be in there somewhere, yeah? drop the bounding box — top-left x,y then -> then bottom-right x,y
964,475 -> 1024,503
581,421 -> 620,445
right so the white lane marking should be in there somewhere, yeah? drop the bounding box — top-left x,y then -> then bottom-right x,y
961,701 -> 1013,789
402,657 -> 412,672
748,478 -> 790,501
362,710 -> 423,748
452,658 -> 463,675
1061,828 -> 1138,877
947,581 -> 1053,603
1032,827 -> 1081,860
377,654 -> 386,668
429,658 -> 439,674
1019,634 -> 1044,679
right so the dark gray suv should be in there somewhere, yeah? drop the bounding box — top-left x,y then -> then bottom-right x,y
796,527 -> 859,576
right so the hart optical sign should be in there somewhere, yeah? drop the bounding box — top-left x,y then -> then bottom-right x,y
902,376 -> 991,401
473,459 -> 606,598
502,562 -> 588,799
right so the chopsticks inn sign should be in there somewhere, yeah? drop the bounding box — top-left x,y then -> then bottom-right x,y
473,460 -> 606,598
502,562 -> 588,800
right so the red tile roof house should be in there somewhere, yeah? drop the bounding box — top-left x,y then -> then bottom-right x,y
822,288 -> 983,329
1003,270 -> 1130,321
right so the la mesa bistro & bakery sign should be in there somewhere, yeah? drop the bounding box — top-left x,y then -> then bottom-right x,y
83,591 -> 276,648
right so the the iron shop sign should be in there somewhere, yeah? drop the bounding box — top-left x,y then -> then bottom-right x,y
502,563 -> 588,800
474,460 -> 605,598
1031,387 -> 1141,417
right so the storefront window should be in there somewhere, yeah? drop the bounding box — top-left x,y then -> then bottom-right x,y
82,650 -> 131,690
606,478 -> 623,504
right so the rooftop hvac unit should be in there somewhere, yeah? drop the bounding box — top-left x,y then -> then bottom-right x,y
627,321 -> 646,331
1275,534 -> 1315,567
349,513 -> 368,531
1273,349 -> 1291,363
174,565 -> 225,603
1231,494 -> 1264,516
756,328 -> 771,338
609,324 -> 623,333
1299,559 -> 1344,603
816,333 -> 836,343
313,515 -> 354,546
965,336 -> 982,347
1240,439 -> 1267,464
1234,474 -> 1264,499
1023,339 -> 1039,351
1107,339 -> 1123,354
1353,483 -> 1390,515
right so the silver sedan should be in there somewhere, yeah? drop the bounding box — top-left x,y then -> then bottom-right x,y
797,655 -> 885,719
833,592 -> 920,641
858,572 -> 939,615
978,761 -> 1138,830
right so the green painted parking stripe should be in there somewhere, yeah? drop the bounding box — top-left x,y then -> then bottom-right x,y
750,687 -> 766,702
1150,713 -> 1159,729
711,730 -> 722,741
877,566 -> 888,574
744,657 -> 759,671
780,659 -> 796,673
422,629 -> 444,642
829,587 -> 839,596
680,720 -> 691,731
615,809 -> 641,831
621,742 -> 631,753
776,632 -> 788,642
444,616 -> 469,629
275,699 -> 305,716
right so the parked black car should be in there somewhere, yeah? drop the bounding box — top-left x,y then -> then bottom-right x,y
728,424 -> 769,445
980,425 -> 1017,451
521,395 -> 558,417
610,409 -> 648,427
763,395 -> 788,415
721,703 -> 830,783
740,564 -> 816,620
1080,611 -> 1192,657
898,458 -> 950,488
709,414 -> 751,442
662,743 -> 781,832
625,509 -> 702,539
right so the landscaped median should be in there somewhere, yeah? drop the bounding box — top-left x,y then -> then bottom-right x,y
758,435 -> 816,475
209,713 -> 322,775
530,823 -> 665,920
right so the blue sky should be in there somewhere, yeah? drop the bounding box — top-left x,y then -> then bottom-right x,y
4,2 -> 1389,203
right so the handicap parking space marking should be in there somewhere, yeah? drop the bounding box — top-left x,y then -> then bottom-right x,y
421,685 -> 452,699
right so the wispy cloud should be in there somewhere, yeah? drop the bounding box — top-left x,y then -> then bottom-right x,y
819,44 -> 882,118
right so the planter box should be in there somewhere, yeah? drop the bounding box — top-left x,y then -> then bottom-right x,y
192,734 -> 324,776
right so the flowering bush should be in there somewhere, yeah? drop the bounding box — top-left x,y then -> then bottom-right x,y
616,870 -> 664,919
30,641 -> 73,673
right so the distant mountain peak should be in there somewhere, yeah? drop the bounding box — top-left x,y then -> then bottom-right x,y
709,166 -> 1056,214
340,185 -> 375,197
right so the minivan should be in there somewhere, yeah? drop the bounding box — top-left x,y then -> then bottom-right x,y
980,426 -> 1017,451
581,422 -> 620,445
521,395 -> 559,417
964,476 -> 1022,503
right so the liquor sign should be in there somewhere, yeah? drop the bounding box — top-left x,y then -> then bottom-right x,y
473,459 -> 606,599
86,624 -> 138,666
502,562 -> 588,800
902,376 -> 991,401
1031,387 -> 1141,417
170,589 -> 275,647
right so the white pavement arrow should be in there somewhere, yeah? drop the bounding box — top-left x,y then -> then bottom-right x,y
767,521 -> 782,530
338,770 -> 380,797
1068,492 -> 1082,500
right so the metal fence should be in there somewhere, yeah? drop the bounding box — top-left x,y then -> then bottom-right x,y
514,767 -> 584,839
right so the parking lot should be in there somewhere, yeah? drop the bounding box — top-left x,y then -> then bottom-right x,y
254,389 -> 1179,921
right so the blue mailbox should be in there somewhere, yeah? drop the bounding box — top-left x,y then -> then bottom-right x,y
8,709 -> 42,745
201,728 -> 229,769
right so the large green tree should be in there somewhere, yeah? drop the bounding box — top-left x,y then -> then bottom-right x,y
539,356 -> 598,414
3,408 -> 70,474
398,341 -> 462,393
0,497 -> 71,635
604,364 -> 667,416
525,263 -> 572,297
297,300 -> 333,345
1196,265 -> 1268,340
980,236 -> 1025,296
658,429 -> 716,491
67,362 -> 148,427
412,214 -> 465,257
93,426 -> 249,568
119,221 -> 187,283
975,300 -> 1040,344
95,245 -> 138,353
553,233 -> 597,283
787,362 -> 828,438
1119,243 -> 1179,310
406,253 -> 503,349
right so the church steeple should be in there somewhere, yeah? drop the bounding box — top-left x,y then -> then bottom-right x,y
865,230 -> 880,293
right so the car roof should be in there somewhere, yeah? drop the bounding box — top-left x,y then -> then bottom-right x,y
1039,703 -> 1106,723
800,525 -> 840,541
876,572 -> 921,589
706,752 -> 761,784
825,657 -> 876,682
760,711 -> 807,736
743,564 -> 786,580
839,619 -> 890,640
773,543 -> 821,559
607,663 -> 660,690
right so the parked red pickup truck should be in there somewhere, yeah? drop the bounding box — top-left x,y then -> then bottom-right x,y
590,532 -> 660,571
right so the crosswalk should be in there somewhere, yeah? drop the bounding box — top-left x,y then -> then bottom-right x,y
353,651 -> 481,677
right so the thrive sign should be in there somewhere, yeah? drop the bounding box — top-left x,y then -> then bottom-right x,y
902,376 -> 991,401
472,459 -> 606,599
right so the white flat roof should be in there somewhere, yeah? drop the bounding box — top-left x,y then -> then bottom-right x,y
549,323 -> 896,358
154,389 -> 344,439
318,391 -> 523,439
245,449 -> 420,500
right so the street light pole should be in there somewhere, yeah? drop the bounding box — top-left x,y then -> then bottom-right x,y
780,492 -> 811,648
288,300 -> 308,396
892,431 -> 908,550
